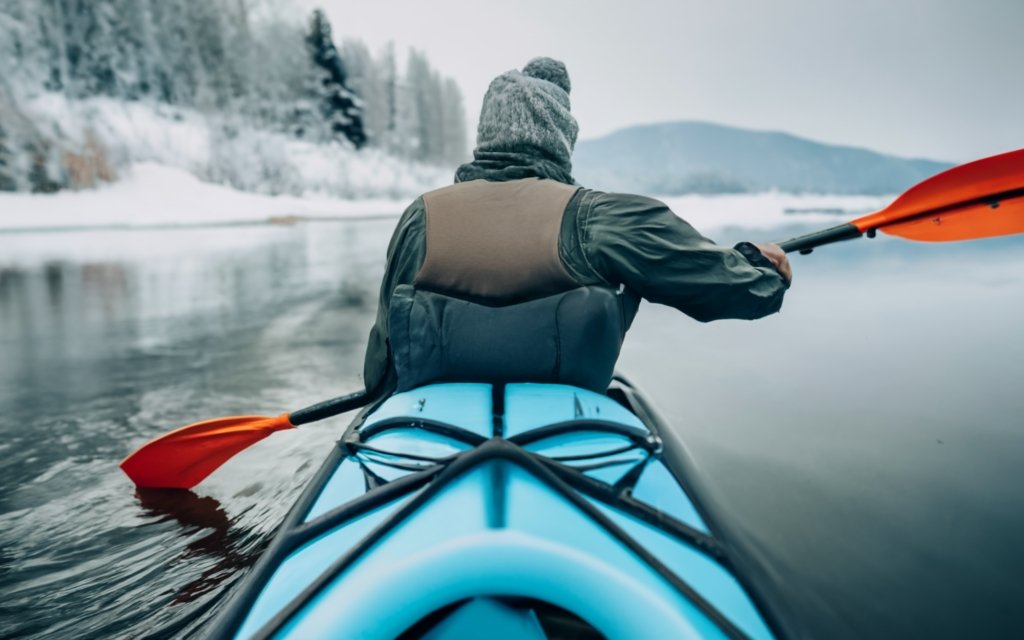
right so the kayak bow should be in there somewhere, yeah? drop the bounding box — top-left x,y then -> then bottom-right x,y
210,379 -> 782,639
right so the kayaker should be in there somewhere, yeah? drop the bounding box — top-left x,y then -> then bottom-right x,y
363,57 -> 791,398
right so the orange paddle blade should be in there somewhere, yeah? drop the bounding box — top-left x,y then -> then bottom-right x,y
854,148 -> 1024,238
120,414 -> 294,489
878,192 -> 1024,242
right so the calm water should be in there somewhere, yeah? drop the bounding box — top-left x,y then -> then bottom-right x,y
1,218 -> 1023,638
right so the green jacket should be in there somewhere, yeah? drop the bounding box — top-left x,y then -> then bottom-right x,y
363,184 -> 790,397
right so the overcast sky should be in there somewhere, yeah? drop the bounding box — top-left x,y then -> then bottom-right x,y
316,0 -> 1022,162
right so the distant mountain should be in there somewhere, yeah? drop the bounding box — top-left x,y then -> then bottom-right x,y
572,121 -> 950,195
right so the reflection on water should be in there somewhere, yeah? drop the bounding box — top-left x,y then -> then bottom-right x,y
1,223 -> 384,373
1,219 -> 1023,638
135,489 -> 263,605
0,220 -> 393,638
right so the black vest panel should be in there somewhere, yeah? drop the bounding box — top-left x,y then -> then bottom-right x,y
389,285 -> 640,393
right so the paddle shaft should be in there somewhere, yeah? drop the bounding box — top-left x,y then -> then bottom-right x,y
289,390 -> 370,426
778,222 -> 864,254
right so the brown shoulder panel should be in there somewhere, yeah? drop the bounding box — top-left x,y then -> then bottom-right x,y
415,178 -> 580,302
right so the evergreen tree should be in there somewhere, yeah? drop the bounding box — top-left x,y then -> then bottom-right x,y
440,77 -> 468,165
59,0 -> 118,97
0,0 -> 471,193
305,9 -> 365,148
222,0 -> 261,107
149,0 -> 209,104
0,80 -> 30,190
402,50 -> 434,161
393,54 -> 421,160
0,123 -> 17,191
187,0 -> 245,107
341,39 -> 386,147
28,149 -> 60,193
420,65 -> 445,162
108,0 -> 157,98
378,42 -> 399,154
400,49 -> 467,164
25,0 -> 72,92
249,19 -> 315,134
0,0 -> 40,85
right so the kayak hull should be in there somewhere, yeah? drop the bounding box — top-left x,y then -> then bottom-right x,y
211,380 -> 780,639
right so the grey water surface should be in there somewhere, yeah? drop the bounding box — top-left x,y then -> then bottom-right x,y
1,218 -> 1022,639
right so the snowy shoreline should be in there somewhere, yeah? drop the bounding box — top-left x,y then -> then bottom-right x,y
0,163 -> 411,232
0,161 -> 893,235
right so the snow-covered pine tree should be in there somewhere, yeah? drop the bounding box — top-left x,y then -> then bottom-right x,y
0,122 -> 16,191
440,77 -> 468,165
403,49 -> 435,162
186,1 -> 235,108
0,1 -> 470,194
60,0 -> 120,97
28,148 -> 59,193
0,0 -> 41,86
421,66 -> 446,163
305,9 -> 366,149
106,0 -> 148,98
148,0 -> 207,104
393,54 -> 421,160
17,0 -> 73,92
396,50 -> 468,164
243,17 -> 307,131
218,0 -> 256,106
378,42 -> 399,154
341,39 -> 388,148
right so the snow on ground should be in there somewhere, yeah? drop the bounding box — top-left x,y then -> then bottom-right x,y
0,162 -> 408,231
1,94 -> 898,237
17,94 -> 454,199
1,95 -> 895,235
0,163 -> 891,235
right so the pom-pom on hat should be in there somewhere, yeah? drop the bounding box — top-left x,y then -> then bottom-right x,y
522,57 -> 571,94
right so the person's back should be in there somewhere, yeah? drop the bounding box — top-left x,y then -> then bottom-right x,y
363,58 -> 791,398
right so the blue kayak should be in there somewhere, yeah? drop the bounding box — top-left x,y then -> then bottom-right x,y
211,378 -> 781,639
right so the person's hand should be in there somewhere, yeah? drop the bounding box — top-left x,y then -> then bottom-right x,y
751,242 -> 792,283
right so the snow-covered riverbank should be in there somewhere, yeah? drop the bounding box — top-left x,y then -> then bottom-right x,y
0,160 -> 890,233
0,163 -> 411,231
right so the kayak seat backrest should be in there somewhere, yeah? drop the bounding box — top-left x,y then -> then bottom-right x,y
388,285 -> 640,393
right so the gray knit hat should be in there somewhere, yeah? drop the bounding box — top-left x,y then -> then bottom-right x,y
473,57 -> 578,170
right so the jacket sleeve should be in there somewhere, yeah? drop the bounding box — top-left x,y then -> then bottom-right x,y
363,198 -> 428,397
579,191 -> 789,322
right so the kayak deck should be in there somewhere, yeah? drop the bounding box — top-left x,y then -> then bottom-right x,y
212,380 -> 778,639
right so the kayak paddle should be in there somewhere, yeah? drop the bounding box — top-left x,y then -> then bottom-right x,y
120,391 -> 369,489
778,148 -> 1024,254
122,150 -> 1023,489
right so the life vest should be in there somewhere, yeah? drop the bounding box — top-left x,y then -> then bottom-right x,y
388,178 -> 640,392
